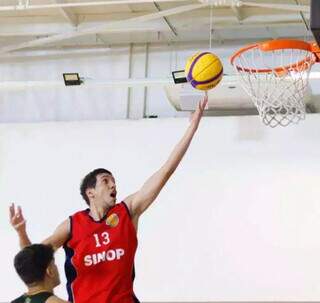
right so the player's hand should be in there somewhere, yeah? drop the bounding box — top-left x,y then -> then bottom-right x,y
9,203 -> 26,233
189,94 -> 208,130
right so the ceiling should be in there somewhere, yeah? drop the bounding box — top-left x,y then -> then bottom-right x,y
0,0 -> 315,54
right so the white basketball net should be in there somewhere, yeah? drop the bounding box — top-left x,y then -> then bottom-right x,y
232,46 -> 316,127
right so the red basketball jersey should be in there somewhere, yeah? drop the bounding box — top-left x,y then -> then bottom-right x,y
63,202 -> 139,303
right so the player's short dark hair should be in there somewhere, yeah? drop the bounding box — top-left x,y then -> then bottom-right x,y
14,244 -> 54,285
80,168 -> 112,205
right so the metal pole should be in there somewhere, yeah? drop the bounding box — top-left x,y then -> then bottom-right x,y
143,43 -> 150,118
126,43 -> 133,119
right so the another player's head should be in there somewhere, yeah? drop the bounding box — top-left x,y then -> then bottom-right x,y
14,244 -> 60,289
80,168 -> 117,207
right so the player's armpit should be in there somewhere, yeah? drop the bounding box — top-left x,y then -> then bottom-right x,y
123,193 -> 138,216
46,295 -> 70,303
124,167 -> 172,218
42,219 -> 70,250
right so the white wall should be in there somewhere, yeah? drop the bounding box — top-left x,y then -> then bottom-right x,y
2,40 -> 318,123
2,115 -> 320,302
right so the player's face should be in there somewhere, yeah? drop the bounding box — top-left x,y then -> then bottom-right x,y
94,173 -> 117,207
47,259 -> 60,288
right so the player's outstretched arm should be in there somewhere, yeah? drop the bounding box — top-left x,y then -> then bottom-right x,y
9,203 -> 70,250
125,96 -> 208,219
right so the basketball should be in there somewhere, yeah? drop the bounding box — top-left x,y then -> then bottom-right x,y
185,52 -> 223,91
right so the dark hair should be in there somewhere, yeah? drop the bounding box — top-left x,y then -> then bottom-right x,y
14,244 -> 54,285
80,168 -> 112,205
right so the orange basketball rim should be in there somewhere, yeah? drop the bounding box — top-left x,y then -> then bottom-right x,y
230,39 -> 320,76
229,39 -> 320,127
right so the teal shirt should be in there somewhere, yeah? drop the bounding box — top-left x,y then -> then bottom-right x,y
11,292 -> 53,303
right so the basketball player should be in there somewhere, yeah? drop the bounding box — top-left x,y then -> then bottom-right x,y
12,244 -> 69,303
9,97 -> 208,303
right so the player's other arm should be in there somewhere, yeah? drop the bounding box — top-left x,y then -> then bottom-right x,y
124,97 -> 207,219
42,219 -> 70,250
9,203 -> 31,248
9,203 -> 69,250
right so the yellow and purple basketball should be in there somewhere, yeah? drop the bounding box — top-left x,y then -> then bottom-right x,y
185,52 -> 223,91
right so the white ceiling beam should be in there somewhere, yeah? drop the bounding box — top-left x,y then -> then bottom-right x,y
0,78 -> 174,90
0,26 -> 170,37
0,3 -> 208,54
240,1 -> 309,13
0,11 -> 307,38
0,22 -> 307,42
0,21 -> 306,38
0,47 -> 112,59
174,11 -> 307,27
0,8 -> 308,24
53,0 -> 78,27
181,21 -> 312,30
0,18 -> 167,35
0,0 -> 189,11
198,0 -> 307,11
